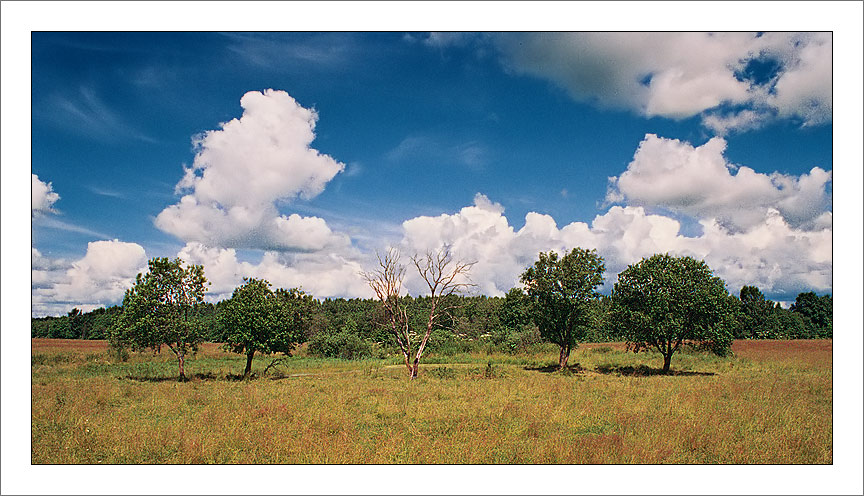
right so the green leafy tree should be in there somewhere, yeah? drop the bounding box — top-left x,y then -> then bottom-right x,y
492,288 -> 538,352
611,254 -> 734,374
67,308 -> 82,339
790,292 -> 833,338
220,279 -> 312,377
520,248 -> 605,370
737,286 -> 788,339
31,318 -> 51,338
778,308 -> 808,339
110,258 -> 208,381
48,317 -> 74,339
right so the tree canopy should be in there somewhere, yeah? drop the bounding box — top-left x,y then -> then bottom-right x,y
219,279 -> 312,377
611,254 -> 734,373
109,257 -> 208,380
790,292 -> 833,338
520,247 -> 605,369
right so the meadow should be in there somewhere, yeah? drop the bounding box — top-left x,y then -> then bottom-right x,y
31,338 -> 832,464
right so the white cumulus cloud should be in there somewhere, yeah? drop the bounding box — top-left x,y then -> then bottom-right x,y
490,32 -> 832,131
32,174 -> 60,216
396,194 -> 831,300
607,134 -> 832,231
32,240 -> 147,316
155,89 -> 347,251
764,32 -> 832,126
177,242 -> 372,302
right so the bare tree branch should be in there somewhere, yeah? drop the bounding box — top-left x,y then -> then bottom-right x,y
408,246 -> 476,379
360,248 -> 413,376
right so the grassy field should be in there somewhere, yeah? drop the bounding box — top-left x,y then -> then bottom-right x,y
31,338 -> 832,464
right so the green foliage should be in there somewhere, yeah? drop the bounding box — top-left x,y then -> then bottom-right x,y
791,292 -> 832,338
735,286 -> 791,339
217,279 -> 307,375
49,317 -> 75,339
219,280 -> 313,375
520,248 -> 605,367
611,254 -> 734,373
490,288 -> 542,352
307,320 -> 376,360
109,257 -> 208,380
32,306 -> 122,340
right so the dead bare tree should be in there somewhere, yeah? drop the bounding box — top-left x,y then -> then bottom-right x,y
361,248 -> 413,377
362,246 -> 476,380
409,246 -> 476,379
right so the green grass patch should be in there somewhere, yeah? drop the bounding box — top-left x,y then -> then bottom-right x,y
31,339 -> 832,464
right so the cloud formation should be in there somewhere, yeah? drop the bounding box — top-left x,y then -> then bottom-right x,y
490,32 -> 832,132
155,89 -> 347,251
177,242 -> 372,302
397,194 -> 831,300
32,240 -> 148,316
606,134 -> 832,231
32,174 -> 60,216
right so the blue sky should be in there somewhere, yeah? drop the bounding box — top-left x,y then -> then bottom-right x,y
30,31 -> 834,315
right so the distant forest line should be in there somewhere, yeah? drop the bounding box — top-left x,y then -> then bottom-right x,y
31,288 -> 832,358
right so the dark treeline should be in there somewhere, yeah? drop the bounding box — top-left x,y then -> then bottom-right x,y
32,286 -> 833,354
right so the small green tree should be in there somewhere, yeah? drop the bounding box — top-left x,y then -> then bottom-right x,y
611,254 -> 734,374
219,279 -> 311,378
790,292 -> 832,338
67,308 -> 82,339
110,257 -> 208,381
520,248 -> 605,370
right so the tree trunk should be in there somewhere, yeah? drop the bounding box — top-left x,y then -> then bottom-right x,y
410,358 -> 420,380
400,350 -> 413,378
244,350 -> 255,378
178,352 -> 187,381
558,345 -> 570,370
662,354 -> 672,374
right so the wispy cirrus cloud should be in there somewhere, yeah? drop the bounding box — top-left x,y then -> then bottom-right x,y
386,135 -> 489,170
38,86 -> 158,143
86,185 -> 125,199
36,217 -> 112,239
221,32 -> 360,69
32,174 -> 111,237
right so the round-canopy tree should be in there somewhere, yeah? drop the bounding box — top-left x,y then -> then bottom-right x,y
520,248 -> 605,370
611,254 -> 734,374
219,278 -> 312,378
109,257 -> 208,381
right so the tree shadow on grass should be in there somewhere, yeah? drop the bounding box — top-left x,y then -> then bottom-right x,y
594,364 -> 715,377
524,363 -> 584,374
121,372 -> 223,382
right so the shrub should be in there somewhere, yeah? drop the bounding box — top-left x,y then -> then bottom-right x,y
307,330 -> 374,360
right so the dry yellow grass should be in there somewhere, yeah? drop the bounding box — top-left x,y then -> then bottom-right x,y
31,339 -> 831,464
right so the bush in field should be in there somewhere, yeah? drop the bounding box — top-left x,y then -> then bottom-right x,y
612,254 -> 734,374
520,248 -> 605,370
219,279 -> 311,377
490,288 -> 542,353
307,320 -> 375,359
109,257 -> 208,381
